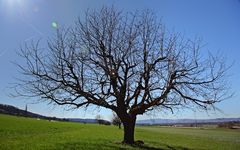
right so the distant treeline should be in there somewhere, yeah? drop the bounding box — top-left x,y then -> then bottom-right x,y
0,104 -> 111,125
0,104 -> 67,121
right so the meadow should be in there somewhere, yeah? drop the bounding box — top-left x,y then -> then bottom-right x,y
0,114 -> 239,150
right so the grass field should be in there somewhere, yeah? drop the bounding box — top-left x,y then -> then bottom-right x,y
0,114 -> 239,150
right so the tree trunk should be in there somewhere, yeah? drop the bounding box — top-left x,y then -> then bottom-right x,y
122,115 -> 136,144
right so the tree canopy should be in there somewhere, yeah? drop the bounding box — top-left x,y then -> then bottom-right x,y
15,6 -> 230,144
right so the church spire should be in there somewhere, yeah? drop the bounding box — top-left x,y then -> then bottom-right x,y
25,104 -> 28,112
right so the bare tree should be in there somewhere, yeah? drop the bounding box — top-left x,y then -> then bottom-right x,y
15,6 -> 230,144
112,112 -> 121,129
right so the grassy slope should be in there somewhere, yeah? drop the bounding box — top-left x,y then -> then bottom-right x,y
137,126 -> 240,150
0,114 -> 239,150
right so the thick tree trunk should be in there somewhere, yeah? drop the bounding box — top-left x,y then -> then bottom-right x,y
122,115 -> 136,144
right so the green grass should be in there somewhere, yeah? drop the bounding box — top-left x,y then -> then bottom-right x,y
0,114 -> 239,150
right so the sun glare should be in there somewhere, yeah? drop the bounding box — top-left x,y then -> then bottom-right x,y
2,0 -> 25,8
0,0 -> 28,16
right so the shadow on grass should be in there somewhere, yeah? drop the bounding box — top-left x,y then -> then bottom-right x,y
53,141 -> 128,150
53,140 -> 191,150
132,144 -> 191,150
166,145 -> 191,150
131,144 -> 164,150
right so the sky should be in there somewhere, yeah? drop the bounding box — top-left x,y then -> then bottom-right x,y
0,0 -> 240,121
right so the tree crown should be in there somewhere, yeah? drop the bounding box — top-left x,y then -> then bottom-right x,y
15,6 -> 230,117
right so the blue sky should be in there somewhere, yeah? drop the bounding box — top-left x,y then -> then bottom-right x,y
0,0 -> 240,120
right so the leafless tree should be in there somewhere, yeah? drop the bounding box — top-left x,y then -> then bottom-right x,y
112,112 -> 121,129
15,6 -> 230,144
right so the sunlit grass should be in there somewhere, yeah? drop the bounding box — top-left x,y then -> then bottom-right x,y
0,114 -> 240,150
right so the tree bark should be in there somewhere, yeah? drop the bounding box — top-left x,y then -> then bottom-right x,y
122,115 -> 136,144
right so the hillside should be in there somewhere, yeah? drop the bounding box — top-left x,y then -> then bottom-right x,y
0,104 -> 43,118
0,104 -> 108,124
0,104 -> 66,121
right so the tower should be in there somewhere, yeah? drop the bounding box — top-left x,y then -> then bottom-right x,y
25,104 -> 28,112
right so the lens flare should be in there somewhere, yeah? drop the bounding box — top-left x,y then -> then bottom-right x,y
51,22 -> 58,29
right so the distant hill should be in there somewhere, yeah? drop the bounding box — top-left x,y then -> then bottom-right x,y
0,104 -> 65,121
0,104 -> 108,124
0,104 -> 43,118
68,118 -> 111,125
68,118 -> 97,123
137,118 -> 240,125
2,103 -> 239,125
